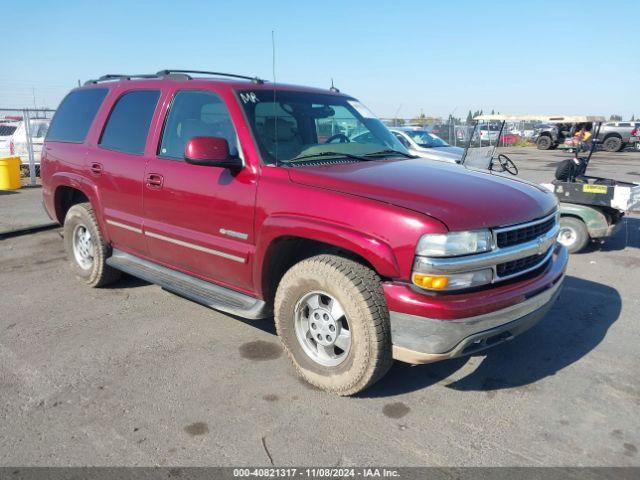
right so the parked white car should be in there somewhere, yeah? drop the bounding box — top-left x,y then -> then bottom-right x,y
8,119 -> 51,172
0,121 -> 20,157
389,127 -> 464,163
478,125 -> 500,143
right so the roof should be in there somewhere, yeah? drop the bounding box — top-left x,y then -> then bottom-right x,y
474,114 -> 607,122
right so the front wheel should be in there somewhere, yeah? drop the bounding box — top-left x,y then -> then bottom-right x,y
274,255 -> 392,395
558,216 -> 590,253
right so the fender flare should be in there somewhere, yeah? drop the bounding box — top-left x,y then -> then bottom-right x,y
254,214 -> 402,295
51,172 -> 110,242
559,203 -> 608,238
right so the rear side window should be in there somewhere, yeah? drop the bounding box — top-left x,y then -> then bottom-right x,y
0,125 -> 17,136
99,90 -> 160,155
47,89 -> 108,142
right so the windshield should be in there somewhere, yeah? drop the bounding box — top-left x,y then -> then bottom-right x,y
404,130 -> 449,148
237,90 -> 408,164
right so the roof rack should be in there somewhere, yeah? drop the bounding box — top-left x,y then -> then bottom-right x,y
156,69 -> 265,84
83,74 -> 160,85
83,70 -> 266,86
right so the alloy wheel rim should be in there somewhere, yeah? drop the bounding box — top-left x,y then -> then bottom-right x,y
558,227 -> 576,246
72,224 -> 94,270
293,291 -> 351,367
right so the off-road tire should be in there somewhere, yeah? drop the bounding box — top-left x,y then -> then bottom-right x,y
602,136 -> 623,152
63,202 -> 121,287
274,255 -> 393,396
558,216 -> 590,254
537,135 -> 552,150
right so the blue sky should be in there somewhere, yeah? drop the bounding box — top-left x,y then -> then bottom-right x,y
3,0 -> 638,119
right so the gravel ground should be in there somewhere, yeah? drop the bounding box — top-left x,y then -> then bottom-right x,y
0,149 -> 638,467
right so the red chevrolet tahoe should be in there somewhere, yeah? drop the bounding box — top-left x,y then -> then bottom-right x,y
41,70 -> 567,395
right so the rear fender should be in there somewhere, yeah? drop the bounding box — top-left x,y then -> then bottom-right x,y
51,172 -> 110,242
559,203 -> 609,238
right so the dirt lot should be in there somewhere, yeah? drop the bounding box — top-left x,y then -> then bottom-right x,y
0,148 -> 639,466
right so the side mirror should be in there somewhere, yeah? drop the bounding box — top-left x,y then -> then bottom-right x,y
184,136 -> 242,169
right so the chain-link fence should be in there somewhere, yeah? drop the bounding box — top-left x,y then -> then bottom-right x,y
379,118 -> 540,148
0,108 -> 56,186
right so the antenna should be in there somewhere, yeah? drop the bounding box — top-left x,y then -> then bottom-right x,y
329,78 -> 340,93
272,30 -> 279,166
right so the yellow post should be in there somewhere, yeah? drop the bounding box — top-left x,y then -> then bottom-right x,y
0,156 -> 22,190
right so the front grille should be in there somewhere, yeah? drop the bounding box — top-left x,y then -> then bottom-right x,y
496,249 -> 551,278
496,215 -> 556,248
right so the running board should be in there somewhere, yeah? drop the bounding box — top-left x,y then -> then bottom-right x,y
107,249 -> 270,319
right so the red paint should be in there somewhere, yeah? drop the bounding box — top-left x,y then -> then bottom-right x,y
185,136 -> 229,163
42,77 -> 563,322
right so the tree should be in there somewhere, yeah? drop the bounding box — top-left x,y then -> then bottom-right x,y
466,110 -> 473,123
491,109 -> 495,115
631,114 -> 635,121
609,114 -> 622,121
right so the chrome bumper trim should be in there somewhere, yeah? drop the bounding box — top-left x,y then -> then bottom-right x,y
391,246 -> 567,364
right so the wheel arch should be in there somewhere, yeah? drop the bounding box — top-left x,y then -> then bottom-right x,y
256,217 -> 401,304
51,173 -> 110,241
559,204 -> 608,237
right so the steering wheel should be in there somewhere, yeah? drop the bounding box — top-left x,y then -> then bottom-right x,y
324,133 -> 350,144
491,153 -> 518,176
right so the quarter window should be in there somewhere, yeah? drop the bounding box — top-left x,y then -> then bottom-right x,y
47,88 -> 108,143
159,90 -> 239,159
99,90 -> 160,155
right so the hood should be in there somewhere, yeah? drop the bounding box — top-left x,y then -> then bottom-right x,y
288,158 -> 557,231
412,145 -> 463,163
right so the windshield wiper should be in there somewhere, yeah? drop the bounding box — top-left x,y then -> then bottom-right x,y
286,151 -> 371,163
362,149 -> 417,158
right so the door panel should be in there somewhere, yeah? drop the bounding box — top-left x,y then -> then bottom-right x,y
92,147 -> 147,254
91,89 -> 161,256
143,89 -> 257,292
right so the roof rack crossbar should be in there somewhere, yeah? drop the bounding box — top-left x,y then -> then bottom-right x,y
156,69 -> 265,84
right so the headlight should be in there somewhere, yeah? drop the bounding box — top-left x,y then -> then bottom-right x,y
416,230 -> 492,257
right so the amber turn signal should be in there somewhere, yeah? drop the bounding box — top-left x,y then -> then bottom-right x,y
412,273 -> 450,290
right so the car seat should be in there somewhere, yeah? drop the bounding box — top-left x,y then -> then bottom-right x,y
262,117 -> 303,161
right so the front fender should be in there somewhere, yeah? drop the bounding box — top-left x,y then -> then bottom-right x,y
254,214 -> 401,295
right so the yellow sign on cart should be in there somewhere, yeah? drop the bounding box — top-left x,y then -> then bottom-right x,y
582,184 -> 608,194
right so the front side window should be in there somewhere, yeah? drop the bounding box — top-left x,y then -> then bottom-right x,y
99,90 -> 160,155
47,88 -> 108,143
159,90 -> 239,159
237,90 -> 408,164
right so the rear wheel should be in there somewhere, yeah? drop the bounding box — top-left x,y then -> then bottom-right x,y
274,255 -> 392,395
558,216 -> 590,253
602,136 -> 623,152
63,203 -> 121,287
537,136 -> 552,150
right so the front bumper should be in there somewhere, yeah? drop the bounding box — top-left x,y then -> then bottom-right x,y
389,245 -> 567,364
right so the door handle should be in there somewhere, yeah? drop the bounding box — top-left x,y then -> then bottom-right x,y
146,173 -> 164,189
90,162 -> 103,175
